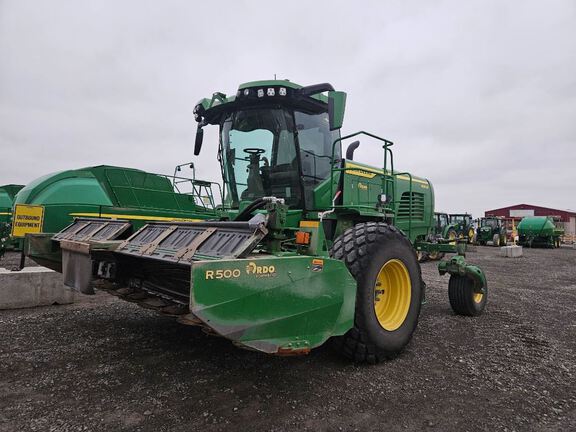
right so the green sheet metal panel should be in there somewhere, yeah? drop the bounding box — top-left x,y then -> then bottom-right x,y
517,216 -> 556,237
337,160 -> 434,243
191,255 -> 356,353
0,184 -> 25,221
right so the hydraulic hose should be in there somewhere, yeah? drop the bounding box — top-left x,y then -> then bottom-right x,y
234,198 -> 267,221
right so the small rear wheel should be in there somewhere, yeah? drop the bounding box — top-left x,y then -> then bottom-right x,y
331,222 -> 423,363
448,275 -> 487,316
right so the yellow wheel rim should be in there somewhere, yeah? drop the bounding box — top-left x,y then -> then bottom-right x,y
468,229 -> 475,242
373,259 -> 411,331
473,292 -> 483,303
448,231 -> 457,245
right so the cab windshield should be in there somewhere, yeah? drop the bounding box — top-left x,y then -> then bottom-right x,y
220,107 -> 339,209
436,214 -> 448,228
481,218 -> 498,228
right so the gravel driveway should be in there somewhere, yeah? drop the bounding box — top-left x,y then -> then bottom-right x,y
1,246 -> 575,431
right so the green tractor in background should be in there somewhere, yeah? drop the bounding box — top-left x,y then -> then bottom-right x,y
50,80 -> 488,363
15,165 -> 220,271
417,212 -> 458,262
0,184 -> 25,258
449,213 -> 475,244
476,216 -> 507,246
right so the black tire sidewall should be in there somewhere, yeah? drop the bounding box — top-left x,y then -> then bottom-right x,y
355,236 -> 422,354
449,275 -> 487,316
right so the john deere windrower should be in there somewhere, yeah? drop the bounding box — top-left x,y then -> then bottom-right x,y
53,81 -> 487,363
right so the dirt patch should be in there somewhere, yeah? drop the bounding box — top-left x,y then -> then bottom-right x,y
0,246 -> 575,431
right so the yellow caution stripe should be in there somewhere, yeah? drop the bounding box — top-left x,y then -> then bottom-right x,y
69,212 -> 203,222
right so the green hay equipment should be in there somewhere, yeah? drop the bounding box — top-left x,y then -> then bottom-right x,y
449,213 -> 475,244
0,184 -> 25,257
418,212 -> 459,261
15,165 -> 220,271
476,216 -> 507,246
52,81 -> 487,363
517,216 -> 563,248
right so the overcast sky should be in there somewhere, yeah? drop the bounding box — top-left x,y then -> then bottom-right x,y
1,0 -> 575,216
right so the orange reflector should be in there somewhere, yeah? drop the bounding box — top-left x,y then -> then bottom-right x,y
295,231 -> 311,245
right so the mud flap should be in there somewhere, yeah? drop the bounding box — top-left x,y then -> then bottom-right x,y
190,255 -> 356,354
55,218 -> 132,294
62,244 -> 94,294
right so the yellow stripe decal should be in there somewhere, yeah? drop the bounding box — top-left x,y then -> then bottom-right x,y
396,175 -> 430,186
300,220 -> 320,228
0,212 -> 12,216
69,212 -> 203,222
344,162 -> 430,186
344,163 -> 380,178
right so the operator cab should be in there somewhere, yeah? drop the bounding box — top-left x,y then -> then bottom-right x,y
450,213 -> 472,225
220,107 -> 339,209
481,217 -> 501,228
193,81 -> 346,212
435,212 -> 449,230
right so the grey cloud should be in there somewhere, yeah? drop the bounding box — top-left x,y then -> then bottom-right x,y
0,0 -> 575,217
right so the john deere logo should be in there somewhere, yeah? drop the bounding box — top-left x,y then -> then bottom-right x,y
246,262 -> 276,277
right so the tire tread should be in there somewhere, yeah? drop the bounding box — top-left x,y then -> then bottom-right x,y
331,222 -> 422,363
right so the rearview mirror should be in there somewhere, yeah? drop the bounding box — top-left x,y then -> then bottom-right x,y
194,126 -> 204,156
328,91 -> 347,131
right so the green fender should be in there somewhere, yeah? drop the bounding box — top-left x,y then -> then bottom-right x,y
438,254 -> 487,295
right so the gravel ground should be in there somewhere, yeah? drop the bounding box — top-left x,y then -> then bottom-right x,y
0,251 -> 39,270
1,247 -> 575,432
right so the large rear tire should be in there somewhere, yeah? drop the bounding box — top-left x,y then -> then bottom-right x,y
468,228 -> 476,244
331,222 -> 423,363
447,229 -> 458,245
448,275 -> 487,316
